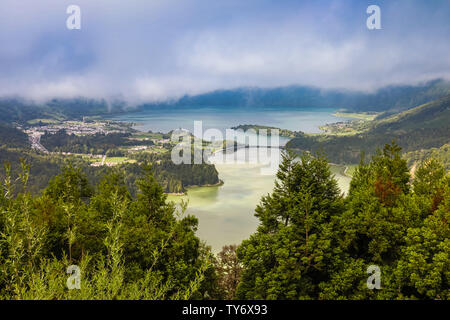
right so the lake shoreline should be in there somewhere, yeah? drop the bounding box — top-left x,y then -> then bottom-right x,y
166,180 -> 225,196
106,107 -> 356,251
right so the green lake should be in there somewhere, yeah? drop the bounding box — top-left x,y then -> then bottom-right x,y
110,107 -> 355,252
168,149 -> 351,252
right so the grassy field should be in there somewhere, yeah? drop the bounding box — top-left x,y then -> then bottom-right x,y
105,157 -> 136,164
132,132 -> 165,140
82,156 -> 103,163
132,146 -> 168,154
149,147 -> 167,153
333,112 -> 379,121
27,118 -> 61,125
318,113 -> 376,136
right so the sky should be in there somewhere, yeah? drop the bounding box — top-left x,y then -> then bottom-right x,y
0,0 -> 450,103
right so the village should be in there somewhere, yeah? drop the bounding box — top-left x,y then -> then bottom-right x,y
20,119 -> 172,166
23,119 -> 130,136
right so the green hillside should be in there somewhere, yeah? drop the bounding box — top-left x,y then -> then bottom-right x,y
372,95 -> 450,130
0,123 -> 29,148
404,143 -> 450,172
287,95 -> 450,164
171,79 -> 450,112
0,98 -> 123,124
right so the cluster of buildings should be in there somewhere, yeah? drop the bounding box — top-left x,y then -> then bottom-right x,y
22,120 -> 129,154
24,121 -> 127,136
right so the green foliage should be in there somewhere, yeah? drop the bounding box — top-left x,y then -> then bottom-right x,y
125,154 -> 220,194
394,200 -> 449,299
236,150 -> 344,299
404,143 -> 450,172
231,124 -> 304,138
0,144 -> 220,196
0,98 -> 121,124
1,141 -> 448,300
214,245 -> 243,300
0,163 -> 213,300
237,143 -> 449,300
287,94 -> 450,164
0,124 -> 28,149
40,130 -> 141,155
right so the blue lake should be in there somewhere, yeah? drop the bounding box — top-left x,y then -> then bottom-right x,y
107,106 -> 353,134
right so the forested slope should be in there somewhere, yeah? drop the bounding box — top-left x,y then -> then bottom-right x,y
287,95 -> 450,164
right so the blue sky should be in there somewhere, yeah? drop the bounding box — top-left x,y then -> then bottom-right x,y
0,0 -> 449,102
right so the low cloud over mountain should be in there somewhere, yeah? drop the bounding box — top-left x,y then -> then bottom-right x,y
1,0 -> 450,103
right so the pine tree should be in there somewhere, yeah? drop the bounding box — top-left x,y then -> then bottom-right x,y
237,150 -> 343,299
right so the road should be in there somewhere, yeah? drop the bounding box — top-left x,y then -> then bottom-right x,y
28,133 -> 49,154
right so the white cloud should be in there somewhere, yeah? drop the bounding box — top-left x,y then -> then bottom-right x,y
0,0 -> 449,102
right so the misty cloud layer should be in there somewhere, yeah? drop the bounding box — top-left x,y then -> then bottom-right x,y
1,0 -> 449,103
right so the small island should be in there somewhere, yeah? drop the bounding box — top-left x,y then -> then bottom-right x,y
231,124 -> 305,138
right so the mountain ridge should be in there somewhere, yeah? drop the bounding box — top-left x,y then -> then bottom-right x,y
287,94 -> 450,164
2,79 -> 450,124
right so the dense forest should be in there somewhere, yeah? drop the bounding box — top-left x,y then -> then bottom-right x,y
236,144 -> 449,299
120,158 -> 220,195
0,148 -> 84,195
0,162 -> 218,299
0,148 -> 220,196
0,143 -> 448,299
0,124 -> 29,149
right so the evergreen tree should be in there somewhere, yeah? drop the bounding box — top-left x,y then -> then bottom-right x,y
323,143 -> 447,299
393,193 -> 449,299
0,162 -> 213,299
237,151 -> 343,299
215,245 -> 243,300
413,158 -> 449,213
